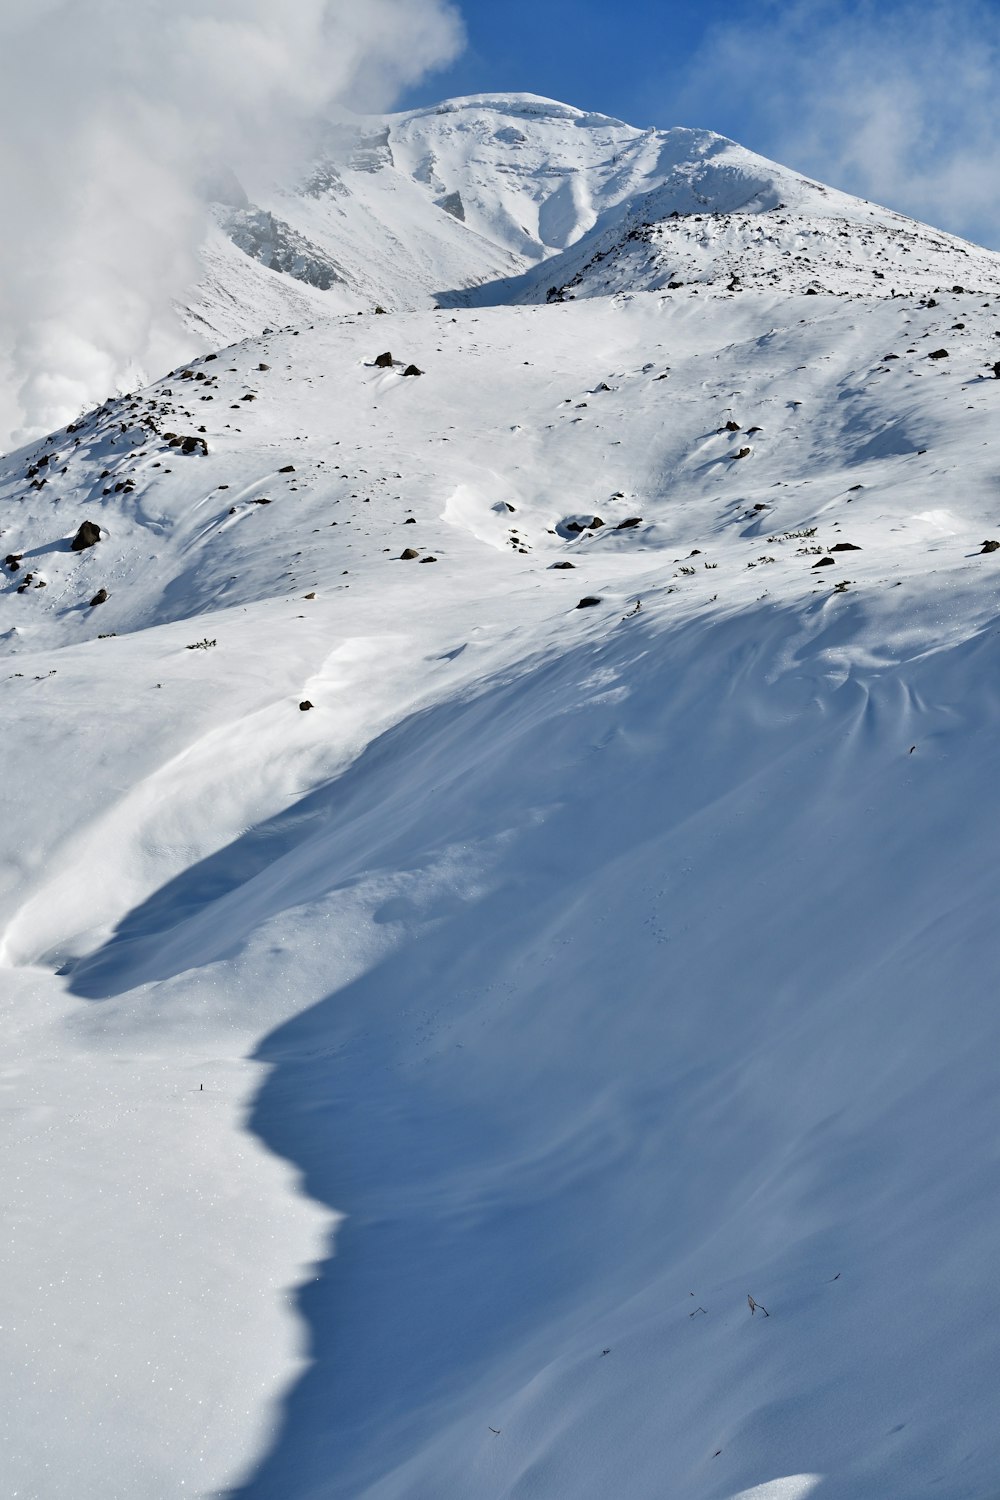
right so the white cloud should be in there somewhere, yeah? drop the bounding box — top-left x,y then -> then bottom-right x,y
678,0 -> 1000,251
0,0 -> 463,448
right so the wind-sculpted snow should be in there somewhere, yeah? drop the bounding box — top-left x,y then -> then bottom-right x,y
3,269 -> 1000,1498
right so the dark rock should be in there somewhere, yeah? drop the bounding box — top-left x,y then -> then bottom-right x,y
733,447 -> 752,460
404,516 -> 416,524
551,561 -> 575,568
615,518 -> 642,529
724,420 -> 741,432
402,365 -> 423,377
576,596 -> 602,608
299,700 -> 313,711
400,547 -> 420,560
813,556 -> 835,567
374,305 -> 387,314
928,348 -> 949,360
279,465 -> 295,473
374,351 -> 394,368
979,540 -> 1000,554
180,436 -> 208,455
89,588 -> 109,606
71,521 -> 102,551
830,542 -> 862,551
419,555 -> 438,563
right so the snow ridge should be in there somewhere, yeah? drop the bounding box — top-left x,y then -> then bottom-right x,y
3,92 -> 1000,1500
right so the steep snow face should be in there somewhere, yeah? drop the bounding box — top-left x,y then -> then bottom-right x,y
188,93 -> 1000,344
4,284 -> 1000,1498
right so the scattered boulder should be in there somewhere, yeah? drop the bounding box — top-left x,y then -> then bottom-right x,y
71,521 -> 102,551
89,588 -> 109,607
402,365 -> 423,378
830,542 -> 862,551
419,555 -> 438,563
400,547 -> 420,560
813,556 -> 835,567
299,700 -> 313,711
992,361 -> 1000,379
928,348 -> 949,360
979,540 -> 1000,554
576,596 -> 602,608
615,518 -> 642,530
732,447 -> 752,460
724,420 -> 741,432
374,351 -> 394,368
180,436 -> 208,455
551,561 -> 575,569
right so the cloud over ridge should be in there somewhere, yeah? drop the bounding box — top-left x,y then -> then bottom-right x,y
0,0 -> 463,447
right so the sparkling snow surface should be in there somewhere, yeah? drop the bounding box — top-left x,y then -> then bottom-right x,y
4,100 -> 1000,1500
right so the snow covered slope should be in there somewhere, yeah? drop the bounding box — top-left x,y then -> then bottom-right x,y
4,262 -> 1000,1500
188,94 -> 1000,345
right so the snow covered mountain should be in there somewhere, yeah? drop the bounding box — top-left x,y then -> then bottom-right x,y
4,93 -> 1000,1500
189,93 -> 1000,343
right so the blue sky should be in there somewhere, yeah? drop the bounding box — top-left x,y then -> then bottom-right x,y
401,0 -> 734,130
401,0 -> 1000,250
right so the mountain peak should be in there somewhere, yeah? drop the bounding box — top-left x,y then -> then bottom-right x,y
189,93 -> 1000,347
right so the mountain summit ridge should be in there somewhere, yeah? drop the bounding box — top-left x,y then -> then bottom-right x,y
190,92 -> 1000,343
